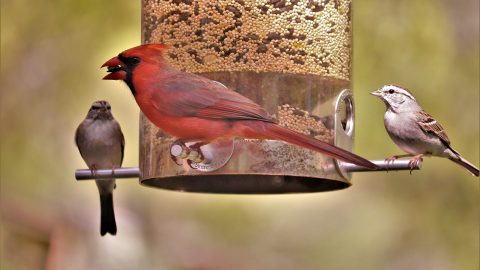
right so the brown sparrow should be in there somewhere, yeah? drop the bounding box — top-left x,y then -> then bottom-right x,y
371,85 -> 479,176
75,100 -> 125,235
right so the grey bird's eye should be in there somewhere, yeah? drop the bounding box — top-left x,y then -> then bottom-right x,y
388,89 -> 395,94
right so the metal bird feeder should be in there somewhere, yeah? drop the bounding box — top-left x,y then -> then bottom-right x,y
140,0 -> 354,193
76,0 -> 421,192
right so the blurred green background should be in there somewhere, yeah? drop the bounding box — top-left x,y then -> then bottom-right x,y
1,0 -> 478,269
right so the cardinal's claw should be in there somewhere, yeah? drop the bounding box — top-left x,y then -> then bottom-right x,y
186,153 -> 205,168
188,150 -> 203,163
170,140 -> 190,166
172,157 -> 183,166
170,153 -> 184,166
184,142 -> 207,168
188,143 -> 206,163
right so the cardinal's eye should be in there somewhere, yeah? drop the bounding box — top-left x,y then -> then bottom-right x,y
130,57 -> 140,65
388,89 -> 395,94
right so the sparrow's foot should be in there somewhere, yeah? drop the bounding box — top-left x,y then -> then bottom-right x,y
385,156 -> 399,171
408,154 -> 423,174
385,154 -> 413,171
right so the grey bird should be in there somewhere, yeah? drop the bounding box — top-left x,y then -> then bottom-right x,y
371,85 -> 479,176
75,100 -> 125,235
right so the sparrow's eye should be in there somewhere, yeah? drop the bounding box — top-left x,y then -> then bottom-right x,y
388,89 -> 395,94
107,106 -> 111,110
91,106 -> 98,110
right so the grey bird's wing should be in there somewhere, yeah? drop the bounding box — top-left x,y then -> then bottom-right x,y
75,121 -> 89,162
116,120 -> 125,165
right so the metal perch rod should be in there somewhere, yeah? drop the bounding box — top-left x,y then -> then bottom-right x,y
75,167 -> 140,180
75,159 -> 421,180
342,159 -> 421,172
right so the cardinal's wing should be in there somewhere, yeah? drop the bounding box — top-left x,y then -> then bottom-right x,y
151,72 -> 275,123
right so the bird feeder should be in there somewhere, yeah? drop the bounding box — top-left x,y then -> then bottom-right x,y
76,0 -> 421,192
139,0 -> 355,193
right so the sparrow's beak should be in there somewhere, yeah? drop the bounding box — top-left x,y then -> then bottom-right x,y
101,56 -> 127,80
370,89 -> 382,97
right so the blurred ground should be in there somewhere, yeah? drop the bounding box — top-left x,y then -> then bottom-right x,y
1,0 -> 478,269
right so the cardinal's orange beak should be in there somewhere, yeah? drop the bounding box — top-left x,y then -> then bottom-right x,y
101,56 -> 127,80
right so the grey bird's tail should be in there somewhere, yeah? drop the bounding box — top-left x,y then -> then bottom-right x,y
100,192 -> 117,236
448,148 -> 479,177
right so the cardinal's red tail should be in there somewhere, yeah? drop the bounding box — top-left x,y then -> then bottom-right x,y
264,123 -> 377,170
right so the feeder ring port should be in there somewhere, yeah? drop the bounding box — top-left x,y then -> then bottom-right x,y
169,139 -> 236,172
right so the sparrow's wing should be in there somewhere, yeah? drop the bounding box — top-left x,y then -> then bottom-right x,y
151,72 -> 275,123
416,110 -> 450,145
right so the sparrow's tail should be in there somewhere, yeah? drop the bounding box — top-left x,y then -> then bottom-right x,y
100,192 -> 117,236
449,154 -> 479,177
264,123 -> 377,170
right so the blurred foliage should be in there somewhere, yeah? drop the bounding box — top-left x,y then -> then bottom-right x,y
1,0 -> 478,270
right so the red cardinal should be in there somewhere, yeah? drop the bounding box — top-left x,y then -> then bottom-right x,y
102,44 -> 377,169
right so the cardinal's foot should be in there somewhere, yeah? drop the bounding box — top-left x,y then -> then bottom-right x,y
170,140 -> 189,166
185,142 -> 206,168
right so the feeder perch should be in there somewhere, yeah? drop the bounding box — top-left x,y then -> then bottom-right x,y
75,161 -> 421,180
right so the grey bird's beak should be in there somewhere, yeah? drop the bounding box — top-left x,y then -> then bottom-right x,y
370,89 -> 382,97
